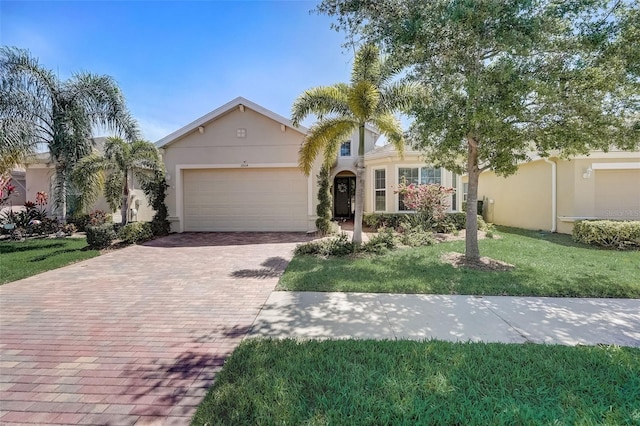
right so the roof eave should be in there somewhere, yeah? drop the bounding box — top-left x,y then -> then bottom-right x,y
155,96 -> 309,149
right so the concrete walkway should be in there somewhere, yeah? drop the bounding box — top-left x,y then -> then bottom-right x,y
249,292 -> 640,347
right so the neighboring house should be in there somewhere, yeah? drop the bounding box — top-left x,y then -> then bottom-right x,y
22,138 -> 153,222
7,167 -> 27,206
472,151 -> 640,234
156,97 -> 460,233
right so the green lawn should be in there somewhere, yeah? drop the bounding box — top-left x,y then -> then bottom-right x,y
0,238 -> 99,284
279,227 -> 640,298
192,339 -> 640,425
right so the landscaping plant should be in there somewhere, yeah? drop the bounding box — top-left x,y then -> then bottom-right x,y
573,220 -> 640,250
318,0 -> 640,261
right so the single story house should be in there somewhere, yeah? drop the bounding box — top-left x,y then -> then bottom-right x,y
156,97 -> 460,233
23,140 -> 153,222
473,151 -> 640,234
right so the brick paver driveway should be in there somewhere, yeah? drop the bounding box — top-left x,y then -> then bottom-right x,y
0,233 -> 310,425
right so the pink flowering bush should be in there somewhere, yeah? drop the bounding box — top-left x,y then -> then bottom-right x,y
0,175 -> 16,205
395,183 -> 455,223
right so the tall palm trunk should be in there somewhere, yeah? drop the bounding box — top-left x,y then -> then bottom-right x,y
121,171 -> 129,225
353,124 -> 366,245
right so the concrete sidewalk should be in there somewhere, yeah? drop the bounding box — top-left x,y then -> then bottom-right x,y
249,292 -> 640,347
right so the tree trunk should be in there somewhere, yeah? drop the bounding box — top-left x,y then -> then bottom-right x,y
352,124 -> 366,245
57,165 -> 67,224
121,172 -> 129,225
465,136 -> 481,261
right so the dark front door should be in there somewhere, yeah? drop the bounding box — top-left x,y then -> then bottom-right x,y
334,177 -> 355,218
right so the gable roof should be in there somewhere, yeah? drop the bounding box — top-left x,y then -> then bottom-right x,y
155,96 -> 309,148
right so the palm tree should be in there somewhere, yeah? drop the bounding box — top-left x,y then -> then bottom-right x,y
291,45 -> 420,244
72,137 -> 162,225
0,46 -> 138,221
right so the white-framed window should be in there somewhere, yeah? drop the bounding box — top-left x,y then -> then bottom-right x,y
398,166 -> 442,211
463,183 -> 469,202
374,168 -> 386,212
340,141 -> 351,157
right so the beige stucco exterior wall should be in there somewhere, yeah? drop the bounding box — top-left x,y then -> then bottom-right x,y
556,156 -> 640,233
475,152 -> 640,234
161,106 -> 314,232
477,161 -> 553,231
331,129 -> 379,178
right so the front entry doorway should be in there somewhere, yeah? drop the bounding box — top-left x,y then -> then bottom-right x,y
334,175 -> 356,218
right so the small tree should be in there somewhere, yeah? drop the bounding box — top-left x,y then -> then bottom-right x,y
315,165 -> 333,235
1,47 -> 138,221
318,0 -> 640,261
292,44 -> 422,245
73,137 -> 162,224
396,182 -> 455,224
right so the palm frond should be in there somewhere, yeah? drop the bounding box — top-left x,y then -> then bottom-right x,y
347,81 -> 380,121
299,117 -> 357,175
69,73 -> 139,141
104,170 -> 125,213
379,81 -> 426,115
351,44 -> 383,86
72,152 -> 107,213
372,113 -> 405,158
291,84 -> 350,126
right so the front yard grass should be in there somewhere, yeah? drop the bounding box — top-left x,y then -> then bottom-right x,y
192,339 -> 640,425
278,226 -> 640,298
0,238 -> 99,284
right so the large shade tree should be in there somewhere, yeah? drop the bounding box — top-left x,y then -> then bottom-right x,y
72,137 -> 162,225
291,44 -> 421,244
0,47 -> 138,221
318,0 -> 640,260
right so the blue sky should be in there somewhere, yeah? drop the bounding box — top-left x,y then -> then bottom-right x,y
1,1 -> 360,142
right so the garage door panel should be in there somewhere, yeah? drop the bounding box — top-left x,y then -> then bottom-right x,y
183,168 -> 308,231
594,170 -> 640,220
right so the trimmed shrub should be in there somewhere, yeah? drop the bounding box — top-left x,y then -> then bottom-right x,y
315,165 -> 333,235
364,212 -> 486,233
363,213 -> 411,230
398,222 -> 436,247
68,213 -> 90,232
117,222 -> 154,244
86,224 -> 116,249
60,223 -> 77,236
573,220 -> 640,250
361,228 -> 397,254
294,233 -> 355,257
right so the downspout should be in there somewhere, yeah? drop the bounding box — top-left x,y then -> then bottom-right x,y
544,158 -> 557,232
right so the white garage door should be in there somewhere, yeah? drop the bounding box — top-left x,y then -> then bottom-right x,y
183,168 -> 308,231
594,170 -> 640,220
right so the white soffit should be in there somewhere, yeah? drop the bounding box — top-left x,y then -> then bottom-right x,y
591,162 -> 640,170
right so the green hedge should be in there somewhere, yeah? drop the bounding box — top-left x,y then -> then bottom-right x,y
86,224 -> 116,249
364,212 -> 487,233
117,222 -> 154,244
573,220 -> 640,250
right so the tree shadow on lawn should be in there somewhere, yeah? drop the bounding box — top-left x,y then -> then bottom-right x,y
30,248 -> 84,262
0,240 -> 67,254
495,226 -> 621,250
281,254 -> 639,298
